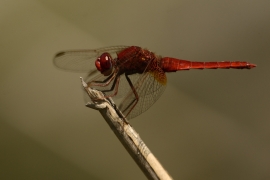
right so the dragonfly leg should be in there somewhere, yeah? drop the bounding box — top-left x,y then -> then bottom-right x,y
101,75 -> 121,97
88,70 -> 121,98
121,73 -> 139,116
88,69 -> 119,87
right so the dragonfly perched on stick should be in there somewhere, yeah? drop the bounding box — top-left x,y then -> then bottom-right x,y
53,46 -> 256,119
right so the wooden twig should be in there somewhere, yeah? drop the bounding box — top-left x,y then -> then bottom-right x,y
80,77 -> 172,180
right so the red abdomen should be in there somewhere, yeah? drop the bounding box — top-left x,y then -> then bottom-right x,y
161,57 -> 256,72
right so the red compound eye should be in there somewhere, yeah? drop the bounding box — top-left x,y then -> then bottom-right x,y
95,53 -> 113,75
95,58 -> 102,71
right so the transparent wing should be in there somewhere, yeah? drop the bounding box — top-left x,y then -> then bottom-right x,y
119,60 -> 167,119
54,45 -> 166,120
85,64 -> 167,120
53,45 -> 129,72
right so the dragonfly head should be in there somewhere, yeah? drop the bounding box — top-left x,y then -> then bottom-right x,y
95,52 -> 114,76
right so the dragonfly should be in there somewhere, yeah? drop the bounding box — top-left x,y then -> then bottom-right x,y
53,46 -> 256,119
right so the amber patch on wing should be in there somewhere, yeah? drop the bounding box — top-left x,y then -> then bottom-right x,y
149,70 -> 167,85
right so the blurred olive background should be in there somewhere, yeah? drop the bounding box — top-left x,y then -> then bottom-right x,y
1,0 -> 269,179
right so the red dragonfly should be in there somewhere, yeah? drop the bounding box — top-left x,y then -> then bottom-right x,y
54,46 -> 256,119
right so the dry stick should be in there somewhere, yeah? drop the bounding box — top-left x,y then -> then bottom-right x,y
80,77 -> 172,180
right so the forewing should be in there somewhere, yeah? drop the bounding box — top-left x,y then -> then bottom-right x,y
53,45 -> 129,72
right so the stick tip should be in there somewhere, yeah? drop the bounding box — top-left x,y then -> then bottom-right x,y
80,77 -> 88,87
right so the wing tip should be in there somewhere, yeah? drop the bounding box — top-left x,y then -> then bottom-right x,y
55,51 -> 66,58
